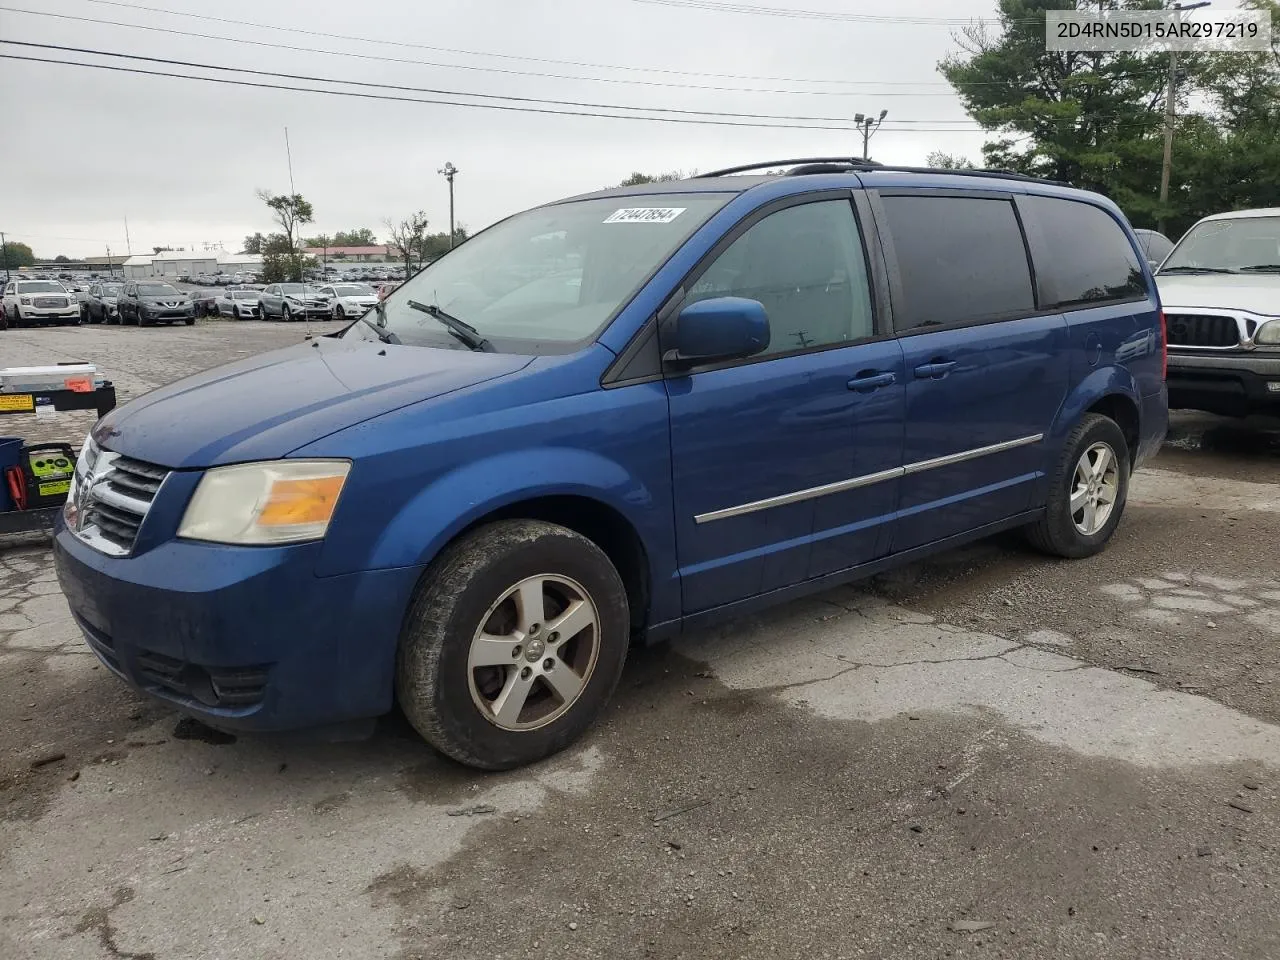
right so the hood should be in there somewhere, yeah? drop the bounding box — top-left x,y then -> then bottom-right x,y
139,292 -> 188,303
93,339 -> 534,469
1155,273 -> 1280,317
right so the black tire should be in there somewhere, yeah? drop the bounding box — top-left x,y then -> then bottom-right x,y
1025,413 -> 1130,559
396,519 -> 630,771
282,304 -> 293,322
335,305 -> 346,320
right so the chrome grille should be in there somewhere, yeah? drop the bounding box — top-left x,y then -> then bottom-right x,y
33,296 -> 69,308
1165,313 -> 1241,349
71,442 -> 170,557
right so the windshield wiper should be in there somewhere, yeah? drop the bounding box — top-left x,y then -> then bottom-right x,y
1238,264 -> 1280,273
406,299 -> 493,352
1157,266 -> 1238,275
357,307 -> 400,344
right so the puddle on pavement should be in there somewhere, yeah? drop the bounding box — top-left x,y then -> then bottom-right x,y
1164,419 -> 1280,457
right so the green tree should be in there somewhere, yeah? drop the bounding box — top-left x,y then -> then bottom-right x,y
617,170 -> 688,186
1,241 -> 36,269
939,0 -> 1280,236
333,228 -> 377,247
256,190 -> 314,282
53,254 -> 72,263
420,226 -> 468,261
259,233 -> 317,284
926,151 -> 975,170
242,232 -> 267,255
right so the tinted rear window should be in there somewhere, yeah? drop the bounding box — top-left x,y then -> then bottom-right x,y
1024,196 -> 1147,307
880,195 -> 1035,329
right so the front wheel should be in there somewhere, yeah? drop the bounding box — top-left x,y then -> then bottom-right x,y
282,305 -> 292,322
396,520 -> 630,771
335,305 -> 346,320
1025,413 -> 1130,559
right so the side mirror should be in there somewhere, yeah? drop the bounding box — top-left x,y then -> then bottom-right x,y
667,297 -> 770,364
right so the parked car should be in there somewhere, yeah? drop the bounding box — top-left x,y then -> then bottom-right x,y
1133,228 -> 1175,270
1155,207 -> 1280,417
317,283 -> 380,319
216,288 -> 263,319
2,278 -> 81,326
117,280 -> 195,326
54,160 -> 1167,770
84,281 -> 125,323
190,291 -> 222,318
258,283 -> 331,320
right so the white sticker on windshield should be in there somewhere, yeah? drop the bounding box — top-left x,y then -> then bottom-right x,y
603,207 -> 686,224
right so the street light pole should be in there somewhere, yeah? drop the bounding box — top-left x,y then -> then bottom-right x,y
1159,1 -> 1210,235
1,231 -> 9,283
853,109 -> 888,161
438,162 -> 459,249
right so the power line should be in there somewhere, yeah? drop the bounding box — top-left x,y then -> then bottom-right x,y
629,0 -> 1037,26
0,40 -> 978,124
0,53 -> 991,132
4,5 -> 1176,99
0,5 -> 961,96
80,0 -> 966,86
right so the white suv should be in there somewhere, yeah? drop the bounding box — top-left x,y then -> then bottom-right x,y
1155,208 -> 1280,417
2,278 -> 82,327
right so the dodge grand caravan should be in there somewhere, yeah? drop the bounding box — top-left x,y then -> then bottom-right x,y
54,160 -> 1168,770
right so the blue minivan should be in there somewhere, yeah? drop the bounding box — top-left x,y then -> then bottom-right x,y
54,160 -> 1168,769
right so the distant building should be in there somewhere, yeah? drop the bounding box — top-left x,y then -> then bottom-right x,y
122,250 -> 265,279
302,245 -> 397,263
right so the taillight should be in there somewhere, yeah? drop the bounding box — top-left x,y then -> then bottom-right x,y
1159,310 -> 1167,380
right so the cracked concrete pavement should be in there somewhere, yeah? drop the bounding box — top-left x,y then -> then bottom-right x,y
1,323 -> 1278,959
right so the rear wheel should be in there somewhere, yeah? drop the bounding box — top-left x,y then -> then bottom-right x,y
1025,413 -> 1130,559
397,520 -> 630,770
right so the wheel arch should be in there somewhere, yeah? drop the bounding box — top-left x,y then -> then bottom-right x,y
451,495 -> 652,637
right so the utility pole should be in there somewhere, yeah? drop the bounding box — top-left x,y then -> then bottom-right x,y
438,162 -> 459,249
1,231 -> 9,282
106,244 -> 113,278
853,110 -> 888,161
1159,1 -> 1210,235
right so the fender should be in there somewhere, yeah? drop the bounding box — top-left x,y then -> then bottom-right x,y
346,447 -> 678,620
1037,364 -> 1142,504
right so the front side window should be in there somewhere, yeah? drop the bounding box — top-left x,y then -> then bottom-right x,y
1023,196 -> 1147,306
344,192 -> 732,352
1160,215 -> 1280,274
683,198 -> 875,356
880,195 -> 1035,329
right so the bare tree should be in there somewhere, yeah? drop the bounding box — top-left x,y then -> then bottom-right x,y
384,211 -> 431,275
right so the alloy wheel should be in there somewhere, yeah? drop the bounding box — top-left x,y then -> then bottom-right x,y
466,574 -> 600,731
1070,441 -> 1119,536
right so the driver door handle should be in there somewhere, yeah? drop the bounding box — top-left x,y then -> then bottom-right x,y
847,371 -> 897,392
914,360 -> 958,380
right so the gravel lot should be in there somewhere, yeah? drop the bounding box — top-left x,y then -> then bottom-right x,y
1,321 -> 1278,960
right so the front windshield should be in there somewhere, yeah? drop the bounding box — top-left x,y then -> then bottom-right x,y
280,284 -> 315,296
344,192 -> 731,351
231,290 -> 259,299
102,284 -> 122,295
139,284 -> 180,296
334,284 -> 374,296
17,281 -> 65,293
1161,216 -> 1280,273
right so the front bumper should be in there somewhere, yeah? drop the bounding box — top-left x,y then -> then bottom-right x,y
16,307 -> 80,322
1167,351 -> 1280,416
54,521 -> 423,731
140,310 -> 195,322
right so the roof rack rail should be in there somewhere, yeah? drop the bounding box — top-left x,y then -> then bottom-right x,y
695,158 -> 1068,188
694,158 -> 877,178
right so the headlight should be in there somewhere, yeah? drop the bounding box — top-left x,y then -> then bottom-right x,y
19,297 -> 31,305
178,460 -> 351,545
1256,319 -> 1280,346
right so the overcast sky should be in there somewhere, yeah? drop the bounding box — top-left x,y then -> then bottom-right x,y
2,0 -> 1003,259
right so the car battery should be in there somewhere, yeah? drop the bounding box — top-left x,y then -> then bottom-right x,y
5,443 -> 76,510
0,364 -> 104,394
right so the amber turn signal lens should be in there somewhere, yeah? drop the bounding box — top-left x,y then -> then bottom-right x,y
257,475 -> 347,527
